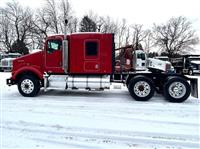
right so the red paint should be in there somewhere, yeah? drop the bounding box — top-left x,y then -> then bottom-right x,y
12,66 -> 43,80
12,51 -> 44,80
69,33 -> 113,74
44,35 -> 64,73
11,33 -> 114,81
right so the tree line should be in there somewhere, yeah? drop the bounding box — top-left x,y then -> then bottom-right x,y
0,0 -> 199,59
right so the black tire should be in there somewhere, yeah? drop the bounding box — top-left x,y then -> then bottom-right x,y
128,76 -> 155,101
18,75 -> 40,97
163,77 -> 191,103
188,69 -> 193,75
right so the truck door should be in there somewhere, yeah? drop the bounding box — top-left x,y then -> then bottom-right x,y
45,39 -> 63,73
84,40 -> 100,72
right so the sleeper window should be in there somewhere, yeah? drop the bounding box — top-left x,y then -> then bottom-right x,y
85,41 -> 98,56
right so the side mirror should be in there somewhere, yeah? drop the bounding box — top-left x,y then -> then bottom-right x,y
47,48 -> 54,54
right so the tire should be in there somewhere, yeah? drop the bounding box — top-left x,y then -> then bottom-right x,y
128,76 -> 155,101
163,77 -> 190,103
18,75 -> 40,97
188,69 -> 193,75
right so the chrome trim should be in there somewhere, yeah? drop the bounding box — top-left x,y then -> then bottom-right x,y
133,81 -> 151,97
168,82 -> 186,99
62,40 -> 68,73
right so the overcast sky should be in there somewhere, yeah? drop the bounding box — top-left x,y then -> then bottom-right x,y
0,0 -> 200,52
0,0 -> 199,26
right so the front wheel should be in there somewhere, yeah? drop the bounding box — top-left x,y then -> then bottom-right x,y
128,76 -> 155,101
163,77 -> 191,102
18,75 -> 40,97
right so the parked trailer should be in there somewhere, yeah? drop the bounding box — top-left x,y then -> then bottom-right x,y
171,55 -> 200,75
6,31 -> 198,103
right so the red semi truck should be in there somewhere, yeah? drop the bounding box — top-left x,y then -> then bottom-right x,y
7,32 -> 198,102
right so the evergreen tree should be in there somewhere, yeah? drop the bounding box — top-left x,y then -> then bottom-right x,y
79,16 -> 97,32
11,40 -> 29,55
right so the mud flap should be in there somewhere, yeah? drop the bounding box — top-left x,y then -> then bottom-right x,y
190,78 -> 198,98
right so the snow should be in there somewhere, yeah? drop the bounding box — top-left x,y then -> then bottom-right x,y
0,72 -> 200,149
191,61 -> 200,65
30,49 -> 42,54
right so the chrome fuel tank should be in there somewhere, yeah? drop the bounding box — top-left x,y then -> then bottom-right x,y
67,75 -> 110,89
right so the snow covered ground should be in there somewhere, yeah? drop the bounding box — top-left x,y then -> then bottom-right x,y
0,72 -> 200,149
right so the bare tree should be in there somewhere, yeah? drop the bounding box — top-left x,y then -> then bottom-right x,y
125,27 -> 130,45
29,0 -> 74,48
0,1 -> 34,54
59,0 -> 76,33
33,9 -> 51,38
130,24 -> 148,50
0,9 -> 14,51
142,30 -> 155,54
118,19 -> 127,47
0,0 -> 75,51
153,16 -> 199,58
43,0 -> 59,34
67,17 -> 78,33
99,16 -> 119,34
29,8 -> 52,49
92,15 -> 120,46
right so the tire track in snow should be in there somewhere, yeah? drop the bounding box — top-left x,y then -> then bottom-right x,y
3,108 -> 199,127
2,121 -> 200,148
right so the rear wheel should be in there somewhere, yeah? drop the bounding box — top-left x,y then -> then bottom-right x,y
163,77 -> 190,102
128,76 -> 155,101
18,75 -> 40,97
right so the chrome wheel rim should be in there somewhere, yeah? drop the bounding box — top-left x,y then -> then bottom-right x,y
134,81 -> 151,97
168,82 -> 186,99
21,79 -> 34,94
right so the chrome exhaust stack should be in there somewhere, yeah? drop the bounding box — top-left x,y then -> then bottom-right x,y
62,19 -> 68,73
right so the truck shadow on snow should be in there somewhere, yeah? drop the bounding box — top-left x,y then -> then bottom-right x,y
36,89 -> 169,102
40,89 -> 131,98
3,88 -> 198,104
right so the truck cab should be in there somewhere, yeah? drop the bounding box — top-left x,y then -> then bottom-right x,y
132,50 -> 147,71
8,33 -> 114,96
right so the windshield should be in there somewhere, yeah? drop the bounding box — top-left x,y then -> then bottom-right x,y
137,53 -> 146,60
157,57 -> 169,61
189,57 -> 200,61
0,54 -> 9,59
0,53 -> 21,59
8,54 -> 21,58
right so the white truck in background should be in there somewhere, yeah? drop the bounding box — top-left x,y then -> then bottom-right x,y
0,53 -> 21,72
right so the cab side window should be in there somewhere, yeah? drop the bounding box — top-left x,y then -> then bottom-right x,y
47,40 -> 62,53
85,41 -> 98,56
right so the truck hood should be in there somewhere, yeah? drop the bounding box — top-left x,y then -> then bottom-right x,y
12,51 -> 44,72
